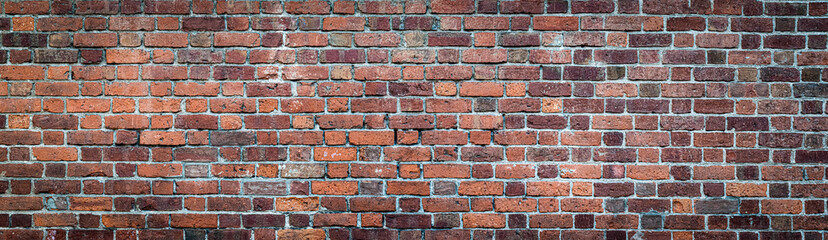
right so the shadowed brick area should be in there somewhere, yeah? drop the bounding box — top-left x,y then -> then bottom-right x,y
0,0 -> 827,239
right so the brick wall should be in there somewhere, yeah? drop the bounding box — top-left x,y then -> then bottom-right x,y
0,0 -> 827,239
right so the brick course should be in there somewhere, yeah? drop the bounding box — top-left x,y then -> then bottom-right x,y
0,0 -> 827,239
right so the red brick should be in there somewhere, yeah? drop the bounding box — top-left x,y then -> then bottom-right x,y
32,147 -> 77,161
106,49 -> 149,64
323,17 -> 365,31
426,66 -> 473,80
311,181 -> 358,195
0,2 -> 820,232
0,66 -> 46,80
462,49 -> 507,63
74,33 -> 117,47
139,99 -> 181,113
534,16 -> 579,31
170,214 -> 217,228
214,32 -> 260,47
464,17 -> 509,30
176,181 -> 219,195
283,66 -> 328,80
285,1 -> 331,14
142,66 -> 187,80
37,17 -> 81,31
250,50 -> 294,64
355,33 -> 400,47
313,147 -> 357,161
431,0 -> 474,13
424,164 -> 470,178
463,213 -> 506,228
182,17 -> 225,31
105,180 -> 151,195
207,197 -> 251,211
145,33 -> 188,47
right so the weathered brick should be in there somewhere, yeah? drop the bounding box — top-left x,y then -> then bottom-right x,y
3,33 -> 48,47
74,33 -> 117,47
285,1 -> 331,14
0,2 -> 820,233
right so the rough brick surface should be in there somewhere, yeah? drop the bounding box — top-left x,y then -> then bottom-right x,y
1,0 -> 827,238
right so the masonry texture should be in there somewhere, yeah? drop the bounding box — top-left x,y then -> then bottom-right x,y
0,0 -> 827,239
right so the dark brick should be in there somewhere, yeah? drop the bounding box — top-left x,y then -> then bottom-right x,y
563,66 -> 605,81
629,34 -> 672,47
526,148 -> 568,162
428,32 -> 471,47
732,18 -> 774,32
800,18 -> 828,32
207,230 -> 251,240
68,230 -> 114,240
33,49 -> 77,63
726,117 -> 769,131
695,199 -> 739,214
137,197 -> 182,211
640,215 -> 662,229
183,17 -> 226,31
794,83 -> 828,98
501,33 -> 540,47
594,183 -> 634,197
2,33 -> 48,47
766,2 -> 807,16
32,115 -> 78,130
594,50 -> 637,64
729,216 -> 769,230
694,67 -> 735,81
704,183 -> 724,197
574,214 -> 593,228
353,229 -> 398,240
526,115 -> 567,129
658,183 -> 701,197
664,215 -> 705,230
761,67 -> 800,82
175,115 -> 219,130
628,199 -> 670,212
385,214 -> 430,229
527,83 -> 571,97
666,17 -> 705,31
389,82 -> 432,96
241,214 -> 285,228
663,50 -> 706,64
542,67 -> 561,80
404,17 -> 434,30
796,150 -> 828,163
764,35 -> 806,49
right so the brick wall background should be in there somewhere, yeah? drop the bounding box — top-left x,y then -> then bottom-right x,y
0,0 -> 827,239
